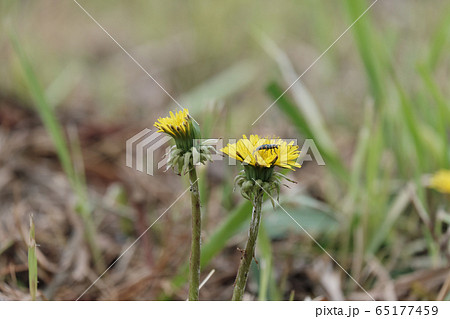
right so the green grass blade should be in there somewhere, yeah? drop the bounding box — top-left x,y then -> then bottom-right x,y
259,34 -> 338,156
288,290 -> 295,301
170,201 -> 253,290
201,201 -> 253,268
343,101 -> 373,212
28,215 -> 38,301
417,64 -> 450,167
266,82 -> 348,181
10,30 -> 105,273
366,184 -> 411,255
428,4 -> 450,70
344,0 -> 384,104
394,81 -> 427,174
45,62 -> 82,109
9,30 -> 75,183
257,222 -> 272,301
257,222 -> 282,301
180,61 -> 258,115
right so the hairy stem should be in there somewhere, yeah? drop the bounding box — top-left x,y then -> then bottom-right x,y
232,188 -> 264,301
188,166 -> 202,300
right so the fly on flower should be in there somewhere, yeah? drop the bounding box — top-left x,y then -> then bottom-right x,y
222,134 -> 301,172
223,135 -> 302,301
254,143 -> 280,153
221,134 -> 300,203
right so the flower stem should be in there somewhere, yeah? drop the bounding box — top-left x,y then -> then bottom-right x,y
188,165 -> 201,301
232,188 -> 264,301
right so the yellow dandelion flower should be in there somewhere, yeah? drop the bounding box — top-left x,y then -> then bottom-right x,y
154,108 -> 190,138
154,108 -> 200,151
221,134 -> 301,170
429,170 -> 450,194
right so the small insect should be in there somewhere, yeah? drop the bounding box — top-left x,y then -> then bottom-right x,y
254,144 -> 279,153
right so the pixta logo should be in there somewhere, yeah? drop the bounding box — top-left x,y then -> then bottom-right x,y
126,130 -> 325,176
126,129 -> 171,176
